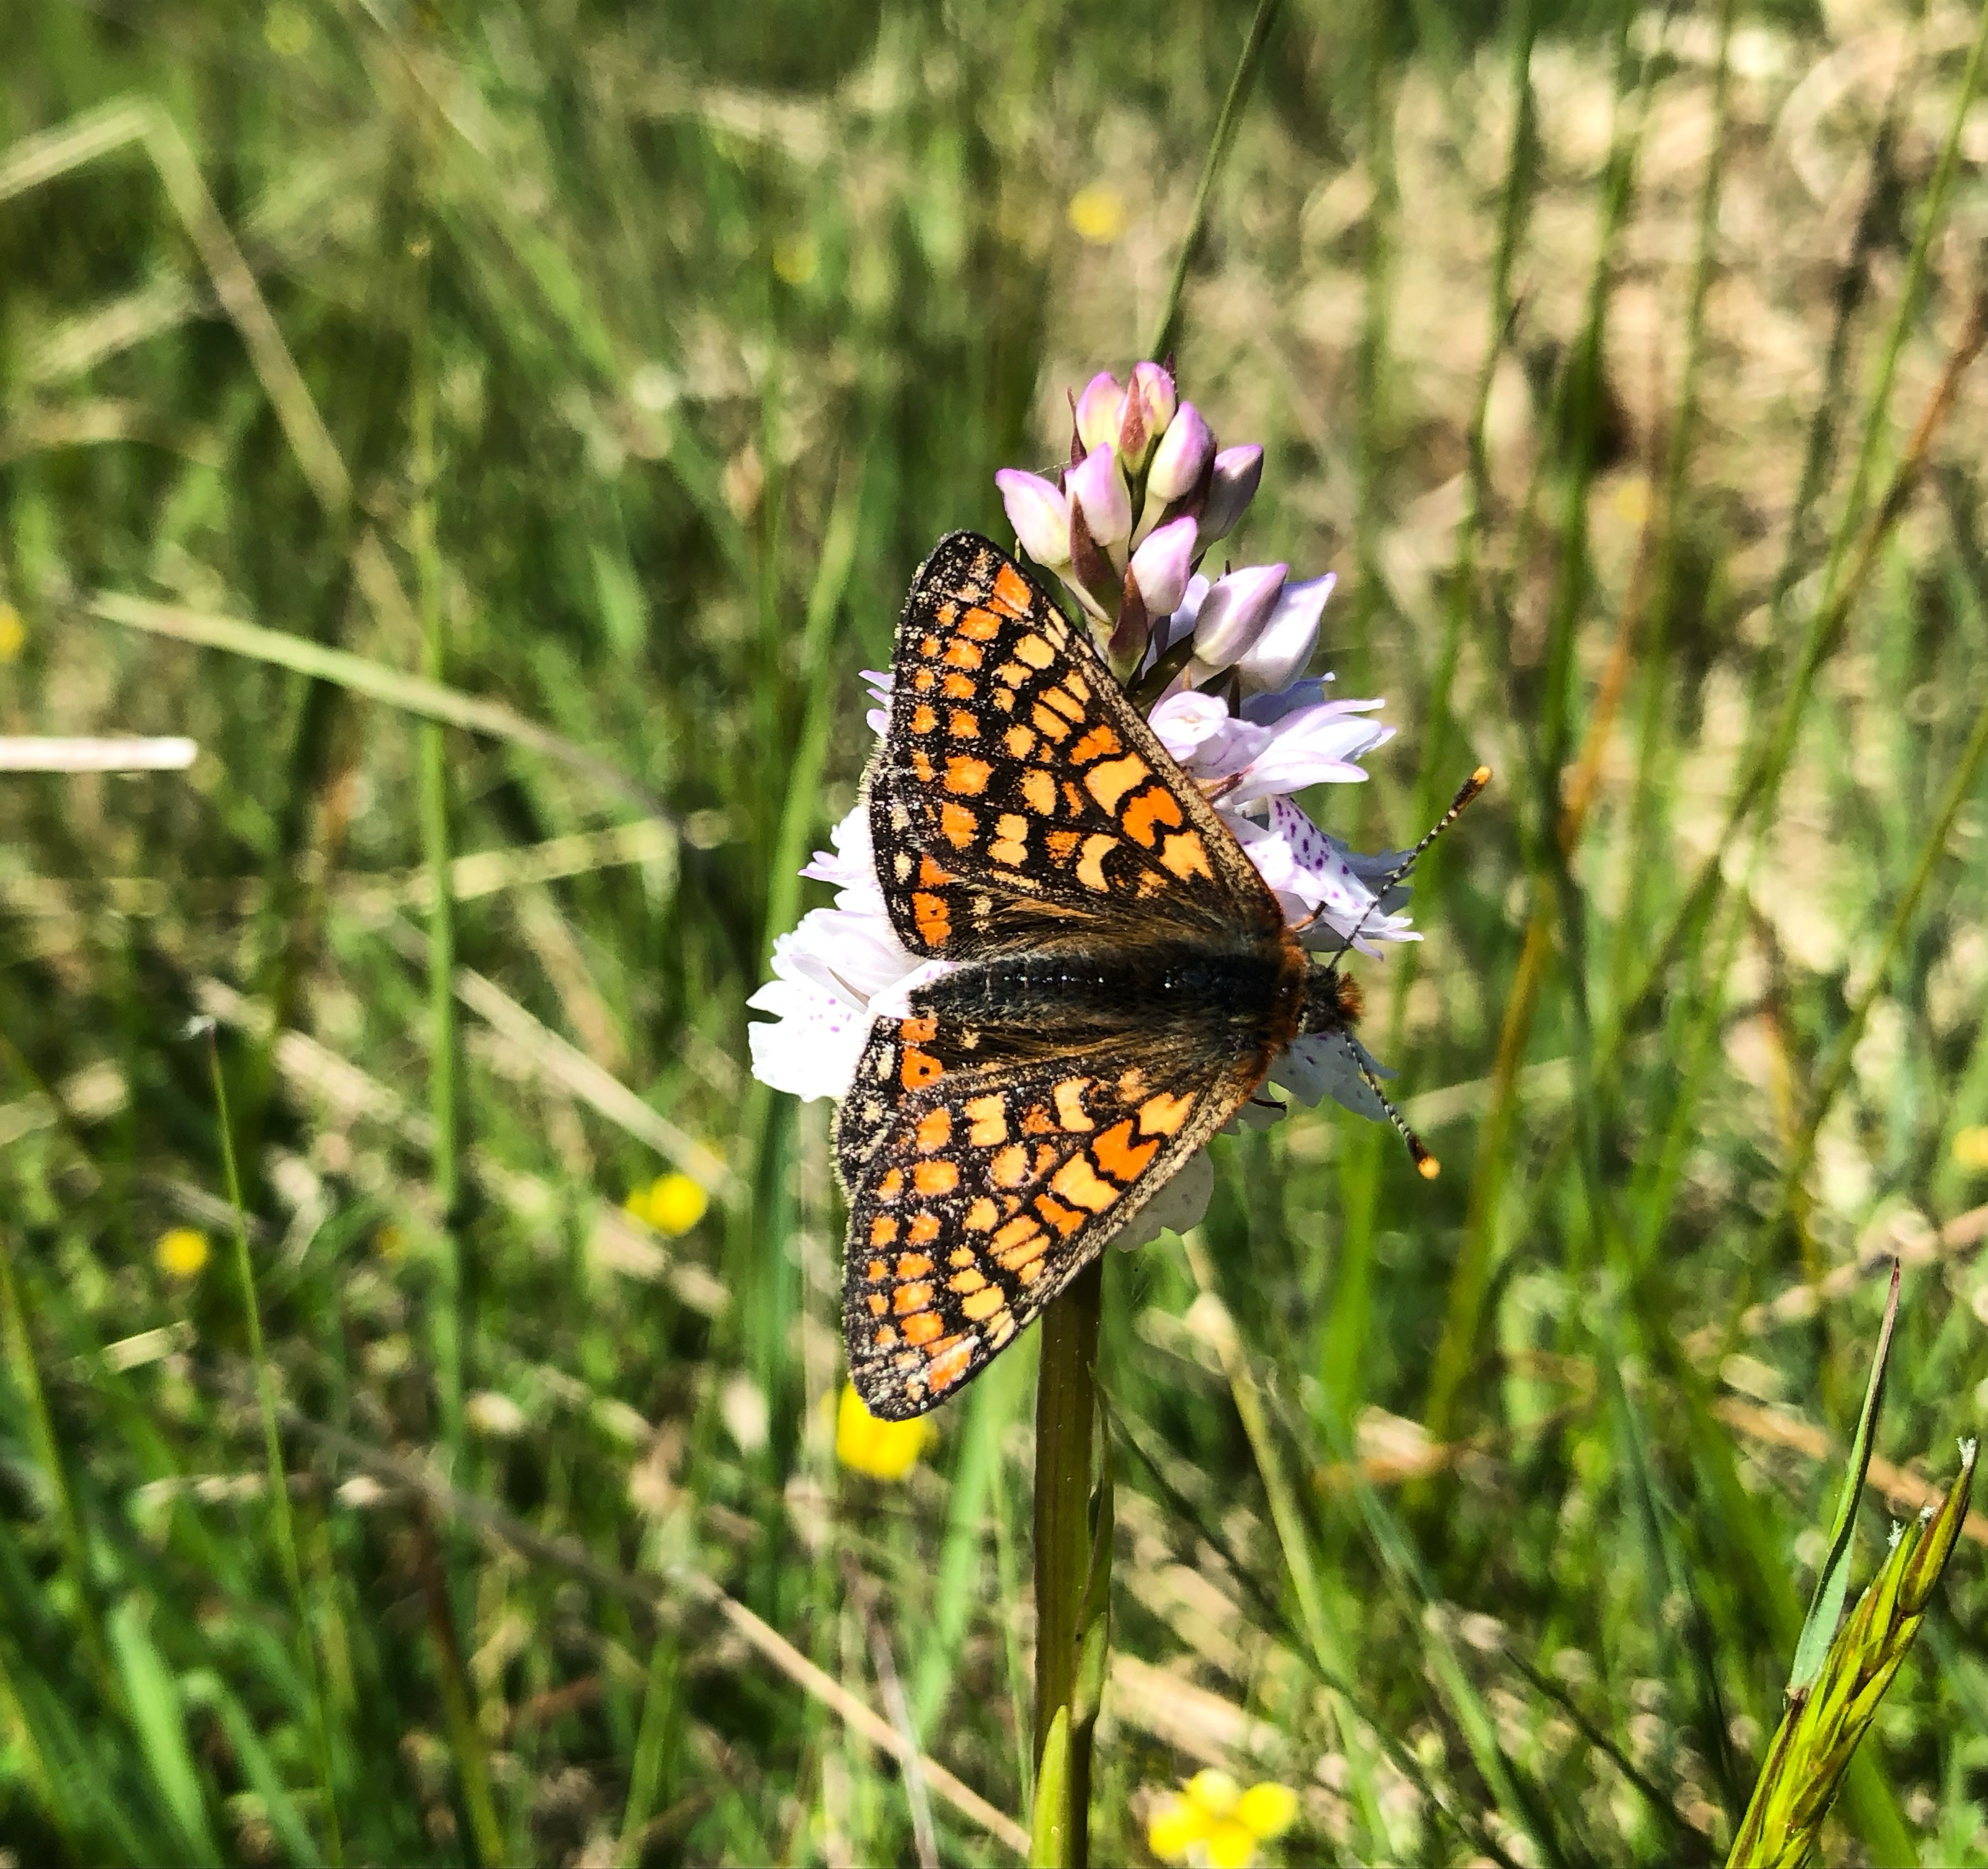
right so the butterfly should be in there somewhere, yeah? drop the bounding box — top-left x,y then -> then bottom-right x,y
835,532 -> 1478,1419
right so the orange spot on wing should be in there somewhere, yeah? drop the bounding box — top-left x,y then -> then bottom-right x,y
1042,685 -> 1085,722
902,1310 -> 945,1346
1033,1193 -> 1086,1237
1052,1078 -> 1094,1132
991,1214 -> 1041,1253
908,1212 -> 941,1245
879,1168 -> 905,1197
925,1336 -> 976,1390
901,1014 -> 938,1042
958,606 -> 1001,640
1021,769 -> 1057,815
997,1231 -> 1049,1272
1120,785 -> 1184,847
1052,1154 -> 1123,1213
893,1281 -> 934,1315
896,1253 -> 935,1281
869,1215 -> 899,1247
912,748 -> 935,782
943,638 -> 983,668
964,1200 -> 998,1231
989,1143 -> 1030,1187
1159,831 -> 1212,881
1013,632 -> 1055,668
961,1286 -> 1007,1323
1138,1090 -> 1196,1136
915,1106 -> 953,1151
992,563 -> 1034,616
948,709 -> 980,737
910,701 -> 939,733
945,755 -> 992,795
1075,833 -> 1119,891
868,1293 -> 889,1316
916,856 -> 956,889
913,668 -> 936,692
913,893 -> 952,945
1092,1119 -> 1160,1182
919,634 -> 941,656
900,1046 -> 942,1088
1030,703 -> 1072,740
1085,755 -> 1151,813
1005,724 -> 1037,758
939,800 -> 978,847
949,1266 -> 987,1294
913,1159 -> 959,1195
965,1095 -> 1008,1145
1069,724 -> 1121,765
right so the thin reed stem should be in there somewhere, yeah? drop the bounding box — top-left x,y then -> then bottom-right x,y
206,1032 -> 344,1865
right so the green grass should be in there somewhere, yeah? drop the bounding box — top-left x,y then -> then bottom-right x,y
5,1 -> 1988,1862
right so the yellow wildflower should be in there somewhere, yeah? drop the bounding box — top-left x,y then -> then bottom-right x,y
0,602 -> 22,663
625,1172 -> 709,1237
1148,1769 -> 1299,1868
1067,182 -> 1128,244
834,1380 -> 933,1480
1953,1125 -> 1988,1172
155,1227 -> 209,1279
772,234 -> 819,286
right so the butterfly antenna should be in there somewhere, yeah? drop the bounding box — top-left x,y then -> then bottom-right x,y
1377,765 -> 1493,896
1346,1035 -> 1440,1179
1322,766 -> 1493,968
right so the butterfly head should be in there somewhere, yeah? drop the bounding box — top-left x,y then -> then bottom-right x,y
1298,958 -> 1363,1036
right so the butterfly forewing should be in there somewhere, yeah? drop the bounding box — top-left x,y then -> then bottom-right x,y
869,532 -> 1282,959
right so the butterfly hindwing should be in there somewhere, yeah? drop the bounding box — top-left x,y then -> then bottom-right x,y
866,532 -> 1283,960
837,1004 -> 1258,1419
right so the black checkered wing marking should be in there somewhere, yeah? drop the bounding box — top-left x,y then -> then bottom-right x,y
867,532 -> 1283,960
836,1009 -> 1258,1420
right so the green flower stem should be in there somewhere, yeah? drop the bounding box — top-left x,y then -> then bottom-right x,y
1033,1258 -> 1106,1869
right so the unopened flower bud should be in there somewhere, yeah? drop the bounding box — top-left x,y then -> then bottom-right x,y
1074,372 -> 1125,456
1189,562 -> 1287,674
1128,515 -> 1198,617
1237,572 -> 1334,693
994,469 -> 1073,567
1067,443 -> 1132,562
1146,401 -> 1214,505
1201,445 -> 1264,545
1118,360 -> 1177,471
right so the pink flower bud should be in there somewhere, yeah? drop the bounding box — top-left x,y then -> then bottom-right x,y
1200,444 -> 1264,544
994,469 -> 1073,568
1146,401 -> 1213,504
1189,562 -> 1288,673
1066,443 -> 1131,559
1073,372 -> 1125,456
1128,515 -> 1198,616
1237,572 -> 1334,694
1118,360 -> 1177,470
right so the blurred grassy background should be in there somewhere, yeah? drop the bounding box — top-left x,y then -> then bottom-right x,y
4,0 -> 1988,1862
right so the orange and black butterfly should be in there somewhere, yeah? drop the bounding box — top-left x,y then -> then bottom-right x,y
837,532 -> 1480,1419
